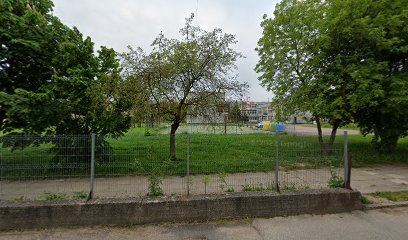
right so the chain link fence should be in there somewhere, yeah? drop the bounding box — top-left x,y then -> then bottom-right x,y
0,126 -> 349,201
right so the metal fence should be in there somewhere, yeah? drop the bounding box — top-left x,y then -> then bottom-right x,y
0,128 -> 349,201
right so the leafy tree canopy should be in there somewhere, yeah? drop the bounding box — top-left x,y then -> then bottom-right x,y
0,0 -> 133,137
122,15 -> 247,159
256,0 -> 408,152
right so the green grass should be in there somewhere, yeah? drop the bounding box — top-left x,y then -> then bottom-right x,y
1,128 -> 407,179
302,122 -> 360,130
361,196 -> 374,204
35,191 -> 88,201
370,191 -> 408,202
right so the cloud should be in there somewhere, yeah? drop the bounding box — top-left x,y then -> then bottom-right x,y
53,0 -> 278,101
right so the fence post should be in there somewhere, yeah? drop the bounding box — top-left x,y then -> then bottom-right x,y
343,131 -> 348,188
275,130 -> 280,192
88,133 -> 96,200
187,116 -> 191,195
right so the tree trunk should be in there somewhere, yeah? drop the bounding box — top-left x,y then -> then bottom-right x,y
380,130 -> 399,153
314,113 -> 324,149
326,121 -> 340,154
315,114 -> 340,155
169,120 -> 180,160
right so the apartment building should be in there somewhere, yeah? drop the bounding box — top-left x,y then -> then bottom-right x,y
240,101 -> 275,123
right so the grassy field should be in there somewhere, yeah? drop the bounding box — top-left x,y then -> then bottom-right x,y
1,127 -> 407,179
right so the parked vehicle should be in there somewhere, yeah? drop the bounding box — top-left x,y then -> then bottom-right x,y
256,121 -> 264,129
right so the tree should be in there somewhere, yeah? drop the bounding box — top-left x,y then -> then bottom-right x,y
256,0 -> 408,153
0,0 -> 65,124
1,33 -> 133,137
122,15 -> 247,160
229,101 -> 243,123
323,0 -> 408,152
255,0 -> 352,152
0,0 -> 135,162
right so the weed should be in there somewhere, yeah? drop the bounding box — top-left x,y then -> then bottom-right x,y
73,191 -> 88,200
328,169 -> 343,188
241,183 -> 275,192
242,184 -> 252,192
44,193 -> 67,201
201,175 -> 211,194
218,172 -> 229,191
130,160 -> 145,173
361,196 -> 374,204
144,129 -> 151,136
147,174 -> 164,197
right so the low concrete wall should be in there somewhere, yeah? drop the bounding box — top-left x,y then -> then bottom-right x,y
0,189 -> 362,230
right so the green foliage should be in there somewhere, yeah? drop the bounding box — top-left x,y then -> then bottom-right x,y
324,0 -> 408,153
218,172 -> 229,191
229,101 -> 244,123
201,175 -> 211,184
147,173 -> 164,197
73,191 -> 88,200
0,0 -> 137,164
361,196 -> 374,205
0,0 -> 133,139
43,193 -> 67,201
122,14 -> 247,160
130,159 -> 145,173
201,175 -> 211,194
327,169 -> 343,188
241,184 -> 275,192
37,191 -> 87,201
257,0 -> 408,152
144,129 -> 152,136
1,131 -> 407,179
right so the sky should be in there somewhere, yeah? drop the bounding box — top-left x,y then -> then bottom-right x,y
52,0 -> 279,102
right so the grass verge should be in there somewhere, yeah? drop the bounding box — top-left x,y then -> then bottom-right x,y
369,191 -> 408,202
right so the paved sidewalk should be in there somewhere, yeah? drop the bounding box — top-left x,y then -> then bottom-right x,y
0,165 -> 407,200
351,165 -> 408,193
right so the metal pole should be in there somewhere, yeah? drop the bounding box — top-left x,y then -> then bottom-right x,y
88,134 -> 96,200
275,130 -> 280,192
187,116 -> 191,195
343,131 -> 348,186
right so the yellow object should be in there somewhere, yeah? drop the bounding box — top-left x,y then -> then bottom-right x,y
262,121 -> 271,131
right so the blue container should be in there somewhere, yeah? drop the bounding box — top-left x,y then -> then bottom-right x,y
276,122 -> 286,133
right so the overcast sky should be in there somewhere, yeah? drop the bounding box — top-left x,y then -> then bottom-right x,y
53,0 -> 279,102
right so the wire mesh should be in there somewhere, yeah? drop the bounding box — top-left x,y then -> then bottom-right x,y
0,135 -> 90,200
93,132 -> 187,198
0,125 -> 346,200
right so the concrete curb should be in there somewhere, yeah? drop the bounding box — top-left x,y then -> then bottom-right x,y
0,189 -> 362,230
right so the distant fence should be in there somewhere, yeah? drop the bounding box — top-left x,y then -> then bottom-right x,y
0,129 -> 349,201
